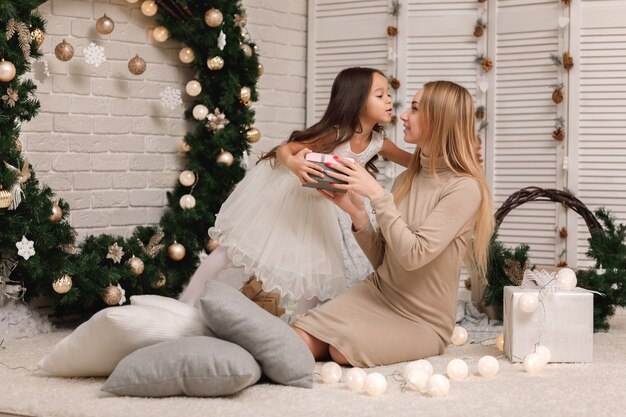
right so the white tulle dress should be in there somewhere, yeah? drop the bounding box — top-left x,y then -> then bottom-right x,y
208,131 -> 384,301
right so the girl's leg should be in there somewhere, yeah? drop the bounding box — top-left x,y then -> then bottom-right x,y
179,246 -> 229,305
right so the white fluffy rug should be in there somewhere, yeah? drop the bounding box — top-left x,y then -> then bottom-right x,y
0,314 -> 625,417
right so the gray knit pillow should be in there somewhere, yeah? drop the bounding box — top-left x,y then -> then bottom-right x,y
102,336 -> 261,397
198,280 -> 314,388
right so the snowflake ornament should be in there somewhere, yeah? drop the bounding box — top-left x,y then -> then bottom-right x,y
15,236 -> 35,260
117,283 -> 126,305
106,242 -> 124,264
83,42 -> 106,68
160,86 -> 182,110
32,58 -> 50,83
217,30 -> 226,51
206,108 -> 229,132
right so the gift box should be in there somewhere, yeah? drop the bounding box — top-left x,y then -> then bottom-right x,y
302,152 -> 356,193
503,285 -> 593,363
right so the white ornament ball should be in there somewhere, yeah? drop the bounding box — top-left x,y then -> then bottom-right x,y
495,333 -> 505,352
403,359 -> 433,379
518,292 -> 539,313
451,326 -> 468,346
405,367 -> 429,392
185,80 -> 202,97
363,372 -> 387,397
192,104 -> 209,120
179,194 -> 196,209
179,170 -> 196,186
0,59 -> 17,82
426,374 -> 450,397
140,0 -> 158,16
345,368 -> 367,392
535,345 -> 551,365
556,267 -> 577,291
320,362 -> 342,384
179,47 -> 195,64
446,359 -> 468,381
523,352 -> 545,373
477,355 -> 499,377
152,26 -> 169,42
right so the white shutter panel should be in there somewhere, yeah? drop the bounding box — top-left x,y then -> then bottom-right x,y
493,2 -> 561,266
571,1 -> 626,267
307,0 -> 389,124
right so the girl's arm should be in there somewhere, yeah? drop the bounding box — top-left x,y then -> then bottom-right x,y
276,142 -> 325,184
379,139 -> 412,168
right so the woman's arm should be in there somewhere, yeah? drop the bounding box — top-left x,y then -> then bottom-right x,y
379,139 -> 412,168
276,142 -> 325,184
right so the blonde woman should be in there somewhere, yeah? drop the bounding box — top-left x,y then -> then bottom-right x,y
293,81 -> 494,367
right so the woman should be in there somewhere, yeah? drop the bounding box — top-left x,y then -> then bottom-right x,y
292,81 -> 494,367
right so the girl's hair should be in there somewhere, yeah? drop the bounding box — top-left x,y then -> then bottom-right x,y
394,80 -> 494,279
258,67 -> 386,175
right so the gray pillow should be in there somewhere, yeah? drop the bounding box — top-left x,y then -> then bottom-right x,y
199,281 -> 314,388
101,336 -> 261,397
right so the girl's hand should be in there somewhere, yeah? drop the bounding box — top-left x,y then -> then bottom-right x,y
277,146 -> 325,184
324,156 -> 385,201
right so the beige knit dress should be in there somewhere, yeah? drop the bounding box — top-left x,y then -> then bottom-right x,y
293,153 -> 482,367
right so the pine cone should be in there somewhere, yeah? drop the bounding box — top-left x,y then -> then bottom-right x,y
474,26 -> 484,38
387,26 -> 398,37
481,58 -> 493,72
559,226 -> 568,239
556,260 -> 568,267
552,88 -> 564,104
464,278 -> 472,290
390,78 -> 401,89
475,108 -> 485,119
563,52 -> 574,70
561,0 -> 571,5
478,0 -> 487,3
552,127 -> 565,141
390,115 -> 398,125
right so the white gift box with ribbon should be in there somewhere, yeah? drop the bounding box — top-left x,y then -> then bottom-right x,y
503,270 -> 593,363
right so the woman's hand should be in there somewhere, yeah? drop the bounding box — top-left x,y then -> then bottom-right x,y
317,189 -> 369,229
324,156 -> 386,201
277,145 -> 325,185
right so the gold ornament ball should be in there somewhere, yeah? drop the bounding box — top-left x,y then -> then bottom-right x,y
240,43 -> 253,59
258,63 -> 264,76
240,86 -> 252,103
102,284 -> 123,305
128,55 -> 147,75
246,127 -> 261,143
153,26 -> 169,42
0,189 -> 14,209
179,47 -> 195,64
54,39 -> 74,61
185,80 -> 202,96
31,28 -> 45,46
205,238 -> 219,253
52,275 -> 73,294
0,59 -> 17,82
206,56 -> 224,70
168,241 -> 186,261
153,273 -> 167,288
217,150 -> 234,166
96,14 -> 115,35
179,194 -> 196,209
50,204 -> 63,222
127,256 -> 145,276
179,170 -> 196,186
204,8 -> 224,27
141,0 -> 158,17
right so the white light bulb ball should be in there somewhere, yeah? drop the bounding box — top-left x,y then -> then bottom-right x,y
519,292 -> 539,313
192,104 -> 208,120
320,362 -> 342,384
179,194 -> 196,209
405,367 -> 429,392
403,359 -> 433,379
535,345 -> 551,366
140,1 -> 157,16
364,372 -> 387,397
477,355 -> 499,377
345,368 -> 367,392
179,47 -> 195,64
185,80 -> 202,97
127,0 -> 139,3
446,359 -> 468,381
556,267 -> 577,291
451,326 -> 468,346
426,374 -> 450,397
523,352 -> 545,373
152,26 -> 169,42
495,333 -> 505,352
179,170 -> 196,186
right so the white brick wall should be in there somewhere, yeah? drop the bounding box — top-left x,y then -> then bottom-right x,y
23,0 -> 307,241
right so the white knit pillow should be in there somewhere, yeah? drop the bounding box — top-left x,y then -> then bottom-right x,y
37,304 -> 210,377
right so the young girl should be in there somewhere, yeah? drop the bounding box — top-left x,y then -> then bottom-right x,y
179,67 -> 411,314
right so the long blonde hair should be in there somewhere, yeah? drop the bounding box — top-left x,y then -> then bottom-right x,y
394,81 -> 494,278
